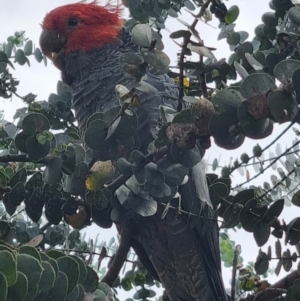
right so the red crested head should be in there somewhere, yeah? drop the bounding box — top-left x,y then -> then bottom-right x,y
40,1 -> 123,63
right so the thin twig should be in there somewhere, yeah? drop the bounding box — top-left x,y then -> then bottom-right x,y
8,209 -> 25,221
40,222 -> 52,232
57,248 -> 136,264
231,245 -> 241,301
87,239 -> 93,265
258,168 -> 295,200
230,121 -> 295,179
233,139 -> 300,189
159,202 -> 220,222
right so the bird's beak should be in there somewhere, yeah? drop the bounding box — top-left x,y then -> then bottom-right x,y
39,29 -> 67,70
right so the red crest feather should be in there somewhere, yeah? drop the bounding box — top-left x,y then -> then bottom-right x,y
42,1 -> 123,52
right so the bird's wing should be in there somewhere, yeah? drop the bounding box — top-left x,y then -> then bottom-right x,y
131,148 -> 227,301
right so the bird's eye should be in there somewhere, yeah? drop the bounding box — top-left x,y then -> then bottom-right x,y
68,18 -> 78,27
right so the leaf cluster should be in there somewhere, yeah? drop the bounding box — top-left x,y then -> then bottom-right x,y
0,241 -> 112,301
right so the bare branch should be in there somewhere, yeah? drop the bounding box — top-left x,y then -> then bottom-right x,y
231,245 -> 241,301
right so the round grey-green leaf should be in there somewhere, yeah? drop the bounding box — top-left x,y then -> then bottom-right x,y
273,59 -> 300,84
82,266 -> 99,293
225,5 -> 239,24
34,48 -> 43,63
38,261 -> 56,292
0,272 -> 7,301
288,6 -> 300,26
57,256 -> 79,293
7,271 -> 27,301
0,250 -> 17,287
24,40 -> 33,56
131,24 -> 152,47
47,271 -> 68,301
240,73 -> 276,99
17,253 -> 43,300
15,49 -> 27,66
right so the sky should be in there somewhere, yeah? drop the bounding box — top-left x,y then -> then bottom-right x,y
1,0 -> 297,296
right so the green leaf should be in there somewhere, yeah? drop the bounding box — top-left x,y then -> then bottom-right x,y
292,191 -> 300,207
141,48 -> 170,72
119,52 -> 145,79
241,278 -> 255,291
240,73 -> 276,99
286,285 -> 300,301
19,246 -> 41,262
264,199 -> 284,222
5,42 -> 13,58
34,48 -> 43,63
133,273 -> 146,286
0,251 -> 17,287
47,271 -> 68,301
288,6 -> 300,26
69,255 -> 87,284
8,182 -> 26,206
45,250 -> 66,260
24,40 -> 33,56
0,170 -> 7,189
0,272 -> 7,301
22,113 -> 50,135
43,157 -> 63,185
38,261 -> 55,292
0,62 -> 7,73
57,256 -> 79,293
227,32 -> 240,45
121,277 -> 132,291
0,51 -> 14,69
128,0 -> 149,22
157,159 -> 188,185
131,24 -> 152,47
253,221 -> 270,247
170,144 -> 202,168
285,217 -> 300,245
15,49 -> 28,66
7,271 -> 27,301
25,136 -> 51,160
10,167 -> 27,188
0,221 -> 10,240
237,101 -> 273,139
82,266 -> 99,293
282,249 -> 293,272
65,285 -> 80,301
254,249 -> 269,275
17,253 -> 43,300
274,59 -> 300,84
209,182 -> 229,208
267,89 -> 298,124
225,5 -> 239,24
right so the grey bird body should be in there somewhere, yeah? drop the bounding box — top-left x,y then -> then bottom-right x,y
59,28 -> 227,301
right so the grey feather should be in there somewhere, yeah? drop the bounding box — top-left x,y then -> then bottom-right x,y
62,27 -> 227,301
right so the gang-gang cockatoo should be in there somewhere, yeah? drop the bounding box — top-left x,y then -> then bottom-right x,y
39,2 -> 227,301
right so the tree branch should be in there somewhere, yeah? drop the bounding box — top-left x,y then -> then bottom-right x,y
233,136 -> 300,189
251,288 -> 286,301
0,154 -> 48,164
231,245 -> 241,301
247,270 -> 300,301
101,221 -> 134,287
271,270 -> 300,290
